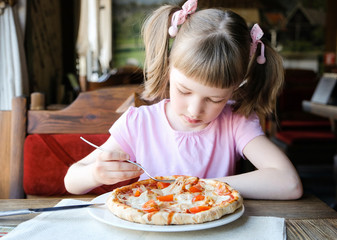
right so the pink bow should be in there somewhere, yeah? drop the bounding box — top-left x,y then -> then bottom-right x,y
250,24 -> 266,64
168,0 -> 198,37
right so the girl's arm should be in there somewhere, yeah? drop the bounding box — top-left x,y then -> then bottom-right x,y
64,136 -> 143,195
216,135 -> 303,200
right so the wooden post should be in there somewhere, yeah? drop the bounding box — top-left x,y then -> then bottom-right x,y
30,92 -> 45,110
9,97 -> 27,199
0,111 -> 12,199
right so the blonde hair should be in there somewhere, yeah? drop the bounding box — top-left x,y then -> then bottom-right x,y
141,5 -> 284,118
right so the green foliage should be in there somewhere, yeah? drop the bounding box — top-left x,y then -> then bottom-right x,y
112,2 -> 158,67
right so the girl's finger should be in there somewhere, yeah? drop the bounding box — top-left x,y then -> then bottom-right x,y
101,161 -> 143,172
98,150 -> 130,161
96,168 -> 142,184
104,171 -> 142,180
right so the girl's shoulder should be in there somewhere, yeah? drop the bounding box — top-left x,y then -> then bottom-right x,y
112,100 -> 168,136
220,101 -> 261,125
220,101 -> 241,118
124,99 -> 166,121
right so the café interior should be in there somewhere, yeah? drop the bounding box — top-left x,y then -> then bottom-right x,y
1,0 -> 337,216
1,0 -> 337,239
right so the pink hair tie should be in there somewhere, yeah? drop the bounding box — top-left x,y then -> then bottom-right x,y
168,0 -> 198,37
250,24 -> 266,64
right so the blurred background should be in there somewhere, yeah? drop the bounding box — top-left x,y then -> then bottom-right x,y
2,0 -> 331,106
1,0 -> 336,207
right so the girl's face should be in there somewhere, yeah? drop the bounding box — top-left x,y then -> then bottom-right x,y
167,67 -> 234,131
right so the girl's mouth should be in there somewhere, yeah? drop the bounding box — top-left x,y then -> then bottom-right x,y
184,115 -> 202,124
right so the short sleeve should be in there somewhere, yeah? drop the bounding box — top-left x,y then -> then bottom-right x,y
232,113 -> 265,157
109,107 -> 138,161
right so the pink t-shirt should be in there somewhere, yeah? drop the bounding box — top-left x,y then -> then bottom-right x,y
109,99 -> 264,180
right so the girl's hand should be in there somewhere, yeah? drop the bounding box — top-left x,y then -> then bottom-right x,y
92,151 -> 144,185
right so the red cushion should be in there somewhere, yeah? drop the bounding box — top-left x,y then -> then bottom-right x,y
23,134 -> 137,196
275,131 -> 336,145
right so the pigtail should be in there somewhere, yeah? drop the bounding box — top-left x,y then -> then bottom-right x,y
141,5 -> 180,101
233,40 -> 284,118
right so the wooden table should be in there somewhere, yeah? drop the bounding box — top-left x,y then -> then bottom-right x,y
0,195 -> 336,239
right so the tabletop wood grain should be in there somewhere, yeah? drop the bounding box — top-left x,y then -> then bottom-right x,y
287,218 -> 337,240
0,195 -> 336,239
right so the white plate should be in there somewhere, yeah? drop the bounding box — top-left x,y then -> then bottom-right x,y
88,192 -> 244,232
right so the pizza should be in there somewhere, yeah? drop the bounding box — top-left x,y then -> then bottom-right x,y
106,175 -> 243,225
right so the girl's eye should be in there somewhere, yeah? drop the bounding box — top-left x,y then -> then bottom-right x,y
207,98 -> 224,104
178,89 -> 190,95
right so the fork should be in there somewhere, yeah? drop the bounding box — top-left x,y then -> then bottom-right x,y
80,137 -> 174,183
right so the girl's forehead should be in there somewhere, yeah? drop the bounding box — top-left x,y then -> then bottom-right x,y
170,67 -> 234,97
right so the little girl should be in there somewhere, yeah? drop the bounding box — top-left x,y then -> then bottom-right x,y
65,0 -> 303,199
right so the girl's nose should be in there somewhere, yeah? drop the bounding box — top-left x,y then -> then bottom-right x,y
187,99 -> 203,118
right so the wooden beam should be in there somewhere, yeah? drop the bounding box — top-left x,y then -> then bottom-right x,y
9,97 -> 27,199
0,111 -> 12,199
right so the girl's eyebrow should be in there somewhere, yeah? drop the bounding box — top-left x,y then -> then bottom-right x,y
176,83 -> 195,93
177,82 -> 228,99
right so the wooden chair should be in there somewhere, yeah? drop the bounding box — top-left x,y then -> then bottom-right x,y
3,84 -> 143,199
0,98 -> 26,199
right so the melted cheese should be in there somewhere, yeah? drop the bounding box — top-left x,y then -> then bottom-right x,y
120,190 -> 153,210
118,176 -> 233,213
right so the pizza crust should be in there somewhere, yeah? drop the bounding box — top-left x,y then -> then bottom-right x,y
107,176 -> 243,225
